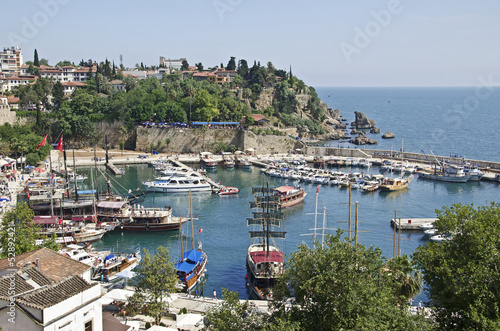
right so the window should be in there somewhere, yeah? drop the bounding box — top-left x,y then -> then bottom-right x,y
84,320 -> 93,331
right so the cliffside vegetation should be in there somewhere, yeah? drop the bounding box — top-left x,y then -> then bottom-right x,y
11,57 -> 326,144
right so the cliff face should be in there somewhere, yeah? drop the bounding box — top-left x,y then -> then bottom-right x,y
135,127 -> 296,154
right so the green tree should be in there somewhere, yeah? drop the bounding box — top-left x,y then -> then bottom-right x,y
39,58 -> 49,66
0,202 -> 59,258
271,232 -> 430,330
203,288 -> 298,331
52,81 -> 65,111
238,59 -> 249,79
386,255 -> 423,306
127,246 -> 178,325
34,49 -> 39,67
193,90 -> 219,122
119,141 -> 125,155
55,60 -> 73,67
226,56 -> 236,71
181,59 -> 189,71
196,62 -> 204,71
414,202 -> 500,330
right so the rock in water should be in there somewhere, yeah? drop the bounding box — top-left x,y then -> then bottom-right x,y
349,133 -> 378,145
382,132 -> 396,139
370,127 -> 381,134
352,111 -> 377,130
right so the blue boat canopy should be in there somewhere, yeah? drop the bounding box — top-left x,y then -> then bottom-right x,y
175,249 -> 203,273
105,254 -> 115,261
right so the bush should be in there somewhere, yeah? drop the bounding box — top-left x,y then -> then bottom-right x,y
145,321 -> 151,329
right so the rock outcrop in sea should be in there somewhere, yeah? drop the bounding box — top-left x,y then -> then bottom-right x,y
352,111 -> 378,130
349,132 -> 378,145
382,132 -> 396,139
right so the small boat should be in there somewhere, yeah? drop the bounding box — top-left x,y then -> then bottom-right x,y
73,228 -> 106,244
221,152 -> 235,169
142,176 -> 212,193
424,228 -> 438,235
379,175 -> 413,192
199,152 -> 217,169
273,185 -> 307,208
175,192 -> 207,292
429,234 -> 452,242
218,186 -> 239,195
419,223 -> 434,230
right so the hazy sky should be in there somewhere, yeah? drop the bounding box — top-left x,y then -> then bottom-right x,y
2,0 -> 500,87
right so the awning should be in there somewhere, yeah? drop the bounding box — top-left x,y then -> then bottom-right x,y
250,250 -> 284,264
97,201 -> 127,209
33,216 -> 59,224
274,186 -> 294,193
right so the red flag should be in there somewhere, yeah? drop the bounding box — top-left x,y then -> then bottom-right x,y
36,135 -> 47,150
198,227 -> 203,233
58,217 -> 63,225
316,186 -> 319,194
56,136 -> 63,152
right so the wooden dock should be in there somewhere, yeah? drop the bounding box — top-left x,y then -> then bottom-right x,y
105,162 -> 123,175
391,218 -> 437,230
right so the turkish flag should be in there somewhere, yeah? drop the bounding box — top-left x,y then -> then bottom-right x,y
36,135 -> 47,150
316,186 -> 319,194
58,217 -> 63,225
198,228 -> 203,233
56,136 -> 63,152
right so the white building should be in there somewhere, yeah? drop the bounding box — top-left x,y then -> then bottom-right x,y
0,46 -> 23,76
0,267 -> 102,331
159,57 -> 186,70
62,81 -> 87,95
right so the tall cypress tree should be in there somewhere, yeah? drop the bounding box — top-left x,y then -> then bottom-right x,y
34,49 -> 40,67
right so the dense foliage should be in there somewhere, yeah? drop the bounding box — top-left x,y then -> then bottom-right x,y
0,123 -> 49,165
11,57 -> 326,143
414,203 -> 500,330
270,232 -> 430,330
0,202 -> 59,258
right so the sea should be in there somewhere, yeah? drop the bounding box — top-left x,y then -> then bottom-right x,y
88,87 -> 500,303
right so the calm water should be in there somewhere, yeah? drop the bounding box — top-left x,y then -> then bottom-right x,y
315,87 -> 500,162
87,87 -> 499,302
87,162 -> 499,302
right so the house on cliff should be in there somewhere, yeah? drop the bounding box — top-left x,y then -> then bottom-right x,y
250,114 -> 271,126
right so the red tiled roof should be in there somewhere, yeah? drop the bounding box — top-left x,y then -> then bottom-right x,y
7,96 -> 20,103
193,72 -> 216,77
251,114 -> 269,122
0,247 -> 90,282
62,81 -> 86,87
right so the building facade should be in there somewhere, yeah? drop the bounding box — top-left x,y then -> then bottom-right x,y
0,46 -> 23,76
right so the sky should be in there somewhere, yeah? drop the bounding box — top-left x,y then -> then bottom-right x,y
2,0 -> 500,87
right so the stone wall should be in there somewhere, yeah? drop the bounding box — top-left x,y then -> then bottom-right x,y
136,127 -> 297,154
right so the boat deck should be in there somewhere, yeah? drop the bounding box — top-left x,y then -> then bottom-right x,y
391,218 -> 438,230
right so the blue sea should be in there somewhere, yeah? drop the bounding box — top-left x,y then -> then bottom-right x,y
90,87 -> 500,304
315,87 -> 500,162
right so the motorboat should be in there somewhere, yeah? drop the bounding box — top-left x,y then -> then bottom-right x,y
142,177 -> 212,193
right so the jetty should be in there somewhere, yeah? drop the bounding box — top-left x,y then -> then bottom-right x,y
391,218 -> 437,230
105,162 -> 123,175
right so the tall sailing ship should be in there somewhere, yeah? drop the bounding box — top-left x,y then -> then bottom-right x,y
246,184 -> 286,300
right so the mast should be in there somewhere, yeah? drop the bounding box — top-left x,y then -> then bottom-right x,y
313,186 -> 319,243
49,148 -> 54,216
72,148 -> 78,202
266,182 -> 270,256
94,145 -> 99,201
190,190 -> 194,250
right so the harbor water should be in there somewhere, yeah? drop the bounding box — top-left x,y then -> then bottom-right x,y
88,87 -> 499,302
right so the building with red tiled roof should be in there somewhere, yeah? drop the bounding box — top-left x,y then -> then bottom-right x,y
192,71 -> 216,83
0,249 -> 102,330
0,247 -> 91,282
62,81 -> 87,95
250,114 -> 271,125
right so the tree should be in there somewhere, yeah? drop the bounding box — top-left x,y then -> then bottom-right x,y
196,62 -> 204,71
0,202 -> 59,258
52,81 -> 65,111
127,246 -> 178,325
271,231 -> 430,330
238,59 -> 249,79
203,288 -> 298,330
181,59 -> 189,71
55,60 -> 73,67
414,203 -> 500,330
39,58 -> 49,66
386,255 -> 423,306
34,49 -> 39,67
226,56 -> 236,71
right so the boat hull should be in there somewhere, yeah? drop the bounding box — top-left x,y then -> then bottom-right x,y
417,172 -> 470,183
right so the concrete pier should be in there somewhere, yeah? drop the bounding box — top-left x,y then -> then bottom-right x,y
391,218 -> 437,230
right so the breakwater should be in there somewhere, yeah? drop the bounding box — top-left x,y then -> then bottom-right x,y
305,146 -> 500,172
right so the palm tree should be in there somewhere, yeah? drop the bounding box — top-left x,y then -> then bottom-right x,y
387,255 -> 423,306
